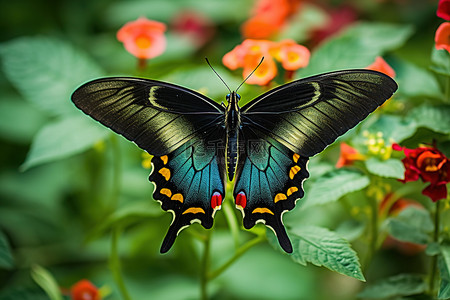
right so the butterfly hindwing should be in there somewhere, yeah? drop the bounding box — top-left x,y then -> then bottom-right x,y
241,70 -> 398,157
233,131 -> 309,253
150,140 -> 226,253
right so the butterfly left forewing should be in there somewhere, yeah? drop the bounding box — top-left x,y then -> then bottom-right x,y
233,129 -> 309,253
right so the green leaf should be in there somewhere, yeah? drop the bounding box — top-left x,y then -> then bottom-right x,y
30,265 -> 63,300
0,36 -> 103,116
21,116 -> 108,170
395,59 -> 442,99
301,169 -> 369,208
0,96 -> 47,144
365,157 -> 405,179
358,274 -> 427,299
284,226 -> 365,281
408,105 -> 450,134
439,245 -> 450,299
385,206 -> 433,245
431,47 -> 450,77
0,231 -> 14,269
362,114 -> 418,143
299,22 -> 413,77
0,287 -> 48,300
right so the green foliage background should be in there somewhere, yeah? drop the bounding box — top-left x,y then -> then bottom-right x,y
0,0 -> 449,299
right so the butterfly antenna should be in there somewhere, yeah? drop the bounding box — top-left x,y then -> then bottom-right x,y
205,57 -> 232,94
236,57 -> 264,92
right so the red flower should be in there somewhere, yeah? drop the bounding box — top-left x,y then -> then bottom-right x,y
241,0 -> 301,39
310,6 -> 357,46
335,142 -> 366,168
171,10 -> 215,47
117,17 -> 166,59
393,144 -> 450,202
71,280 -> 100,300
435,22 -> 450,53
366,57 -> 396,78
222,39 -> 310,86
438,0 -> 450,20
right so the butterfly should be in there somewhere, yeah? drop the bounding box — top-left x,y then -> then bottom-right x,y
72,68 -> 397,253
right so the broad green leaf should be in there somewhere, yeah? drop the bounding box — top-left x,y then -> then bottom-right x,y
282,226 -> 365,281
431,48 -> 450,77
298,22 -> 413,77
21,116 -> 108,170
0,231 -> 14,269
301,169 -> 369,208
358,274 -> 427,299
279,3 -> 328,41
30,265 -> 63,300
385,206 -> 433,245
335,220 -> 366,242
365,157 -> 405,179
87,201 -> 162,241
0,36 -> 103,116
439,245 -> 450,299
395,59 -> 442,99
408,105 -> 450,134
0,96 -> 47,144
362,114 -> 418,143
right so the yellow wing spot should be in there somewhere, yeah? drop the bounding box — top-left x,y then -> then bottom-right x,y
274,193 -> 287,203
252,207 -> 274,215
287,186 -> 298,196
293,153 -> 300,163
160,155 -> 168,165
182,207 -> 205,214
160,188 -> 172,198
159,167 -> 171,181
171,193 -> 184,203
289,165 -> 301,180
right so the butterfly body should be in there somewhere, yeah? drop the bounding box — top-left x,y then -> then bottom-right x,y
72,69 -> 397,253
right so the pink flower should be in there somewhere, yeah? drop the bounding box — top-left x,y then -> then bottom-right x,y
117,17 -> 166,59
438,0 -> 450,20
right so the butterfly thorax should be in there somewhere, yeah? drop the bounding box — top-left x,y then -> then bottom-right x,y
225,91 -> 241,180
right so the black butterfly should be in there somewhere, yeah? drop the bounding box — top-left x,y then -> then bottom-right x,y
71,69 -> 397,253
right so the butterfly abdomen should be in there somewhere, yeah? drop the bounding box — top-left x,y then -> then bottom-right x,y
225,92 -> 241,180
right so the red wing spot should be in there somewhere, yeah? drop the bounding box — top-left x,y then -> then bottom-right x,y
235,191 -> 247,209
211,191 -> 223,209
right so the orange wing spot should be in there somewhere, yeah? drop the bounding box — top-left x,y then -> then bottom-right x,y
159,167 -> 171,181
160,188 -> 172,198
274,193 -> 287,203
293,153 -> 300,163
252,207 -> 274,215
171,193 -> 184,203
160,155 -> 168,165
287,186 -> 298,196
182,207 -> 205,214
289,165 -> 301,180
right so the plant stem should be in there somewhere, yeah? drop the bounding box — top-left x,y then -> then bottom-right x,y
208,234 -> 266,281
200,229 -> 212,300
429,200 -> 441,295
223,198 -> 240,248
110,135 -> 122,211
110,226 -> 132,300
363,194 -> 379,270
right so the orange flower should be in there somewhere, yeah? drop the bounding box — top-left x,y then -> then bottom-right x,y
241,0 -> 301,39
366,57 -> 396,78
222,39 -> 310,86
435,22 -> 450,53
117,17 -> 166,59
70,280 -> 100,300
271,40 -> 310,71
336,142 -> 366,168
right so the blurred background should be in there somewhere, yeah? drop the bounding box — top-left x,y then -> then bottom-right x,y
0,0 -> 447,299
